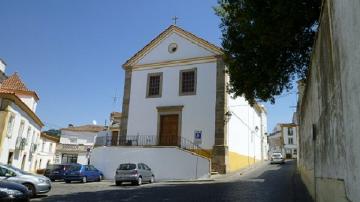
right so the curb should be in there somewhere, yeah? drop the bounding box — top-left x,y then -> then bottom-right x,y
161,179 -> 215,183
102,179 -> 215,183
211,160 -> 268,181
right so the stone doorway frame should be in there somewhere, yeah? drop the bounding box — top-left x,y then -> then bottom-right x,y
156,106 -> 183,146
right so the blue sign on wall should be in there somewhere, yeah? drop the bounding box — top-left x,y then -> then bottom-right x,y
194,130 -> 202,145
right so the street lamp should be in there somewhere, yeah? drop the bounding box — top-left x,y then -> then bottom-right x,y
224,111 -> 232,123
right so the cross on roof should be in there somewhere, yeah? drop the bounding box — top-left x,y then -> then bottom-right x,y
172,16 -> 179,25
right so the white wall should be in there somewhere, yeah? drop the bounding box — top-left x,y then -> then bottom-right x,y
60,130 -> 97,146
138,32 -> 214,65
35,137 -> 57,170
77,154 -> 88,165
0,60 -> 5,73
127,62 -> 217,149
282,126 -> 297,150
17,95 -> 37,112
227,95 -> 263,160
0,102 -> 41,172
91,147 -> 210,181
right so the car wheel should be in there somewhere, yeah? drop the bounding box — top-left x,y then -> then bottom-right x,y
65,180 -> 71,183
82,176 -> 87,183
136,177 -> 142,186
50,179 -> 55,182
115,181 -> 122,186
24,183 -> 36,197
149,176 -> 154,183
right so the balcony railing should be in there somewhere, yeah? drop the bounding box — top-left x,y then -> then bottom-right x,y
15,137 -> 26,150
56,144 -> 89,152
95,135 -> 211,158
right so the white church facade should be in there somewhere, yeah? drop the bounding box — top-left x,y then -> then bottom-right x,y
118,25 -> 268,174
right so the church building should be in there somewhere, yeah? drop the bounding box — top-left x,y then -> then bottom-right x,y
119,25 -> 268,174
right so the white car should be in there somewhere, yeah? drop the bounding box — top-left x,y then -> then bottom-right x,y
270,153 -> 285,164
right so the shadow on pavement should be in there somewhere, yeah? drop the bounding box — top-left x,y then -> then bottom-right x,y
35,160 -> 312,202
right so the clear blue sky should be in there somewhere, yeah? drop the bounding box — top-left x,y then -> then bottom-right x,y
0,0 -> 297,131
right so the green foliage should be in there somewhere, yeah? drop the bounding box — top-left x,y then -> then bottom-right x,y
215,0 -> 321,104
44,129 -> 61,137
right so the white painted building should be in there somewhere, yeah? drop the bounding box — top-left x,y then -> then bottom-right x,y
0,62 -> 44,172
55,125 -> 104,165
33,132 -> 59,171
268,123 -> 297,158
92,25 -> 268,178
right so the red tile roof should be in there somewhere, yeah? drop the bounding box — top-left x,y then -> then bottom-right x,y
0,73 -> 39,100
61,125 -> 105,133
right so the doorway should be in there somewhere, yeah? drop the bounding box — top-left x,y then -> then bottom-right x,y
7,152 -> 13,165
21,154 -> 26,170
159,114 -> 179,146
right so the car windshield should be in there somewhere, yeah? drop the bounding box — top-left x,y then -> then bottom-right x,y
68,165 -> 81,171
4,164 -> 31,175
118,164 -> 136,170
272,154 -> 282,158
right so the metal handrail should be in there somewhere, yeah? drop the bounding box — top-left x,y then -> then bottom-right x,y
100,135 -> 211,158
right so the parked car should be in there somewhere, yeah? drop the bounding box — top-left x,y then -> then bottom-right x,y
0,180 -> 30,202
270,152 -> 285,164
64,164 -> 103,183
0,163 -> 51,197
44,163 -> 74,181
115,163 -> 154,186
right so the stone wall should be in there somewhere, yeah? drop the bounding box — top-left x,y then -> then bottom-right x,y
298,0 -> 360,201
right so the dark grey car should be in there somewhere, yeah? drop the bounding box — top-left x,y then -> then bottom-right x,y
115,163 -> 154,186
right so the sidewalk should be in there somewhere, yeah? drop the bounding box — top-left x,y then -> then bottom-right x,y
211,160 -> 268,181
161,160 -> 269,183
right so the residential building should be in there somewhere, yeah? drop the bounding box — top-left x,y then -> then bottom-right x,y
268,123 -> 298,159
0,61 -> 43,172
268,129 -> 283,156
55,124 -> 104,165
33,132 -> 59,171
109,112 -> 121,146
94,112 -> 122,147
93,25 -> 268,178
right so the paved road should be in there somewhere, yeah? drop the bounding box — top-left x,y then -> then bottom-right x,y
32,160 -> 312,202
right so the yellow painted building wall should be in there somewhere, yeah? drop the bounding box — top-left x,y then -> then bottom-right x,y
228,151 -> 258,173
0,111 -> 10,154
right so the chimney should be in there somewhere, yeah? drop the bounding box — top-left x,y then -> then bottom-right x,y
0,59 -> 6,74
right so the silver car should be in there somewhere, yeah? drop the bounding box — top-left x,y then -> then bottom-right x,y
270,152 -> 285,164
0,163 -> 51,197
115,163 -> 154,186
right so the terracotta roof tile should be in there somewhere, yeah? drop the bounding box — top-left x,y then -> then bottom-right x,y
0,89 -> 16,94
1,73 -> 30,91
0,73 -> 39,100
61,124 -> 105,133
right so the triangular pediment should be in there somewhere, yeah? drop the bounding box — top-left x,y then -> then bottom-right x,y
123,25 -> 223,69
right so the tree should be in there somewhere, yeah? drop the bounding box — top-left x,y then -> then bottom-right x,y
215,0 -> 321,104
